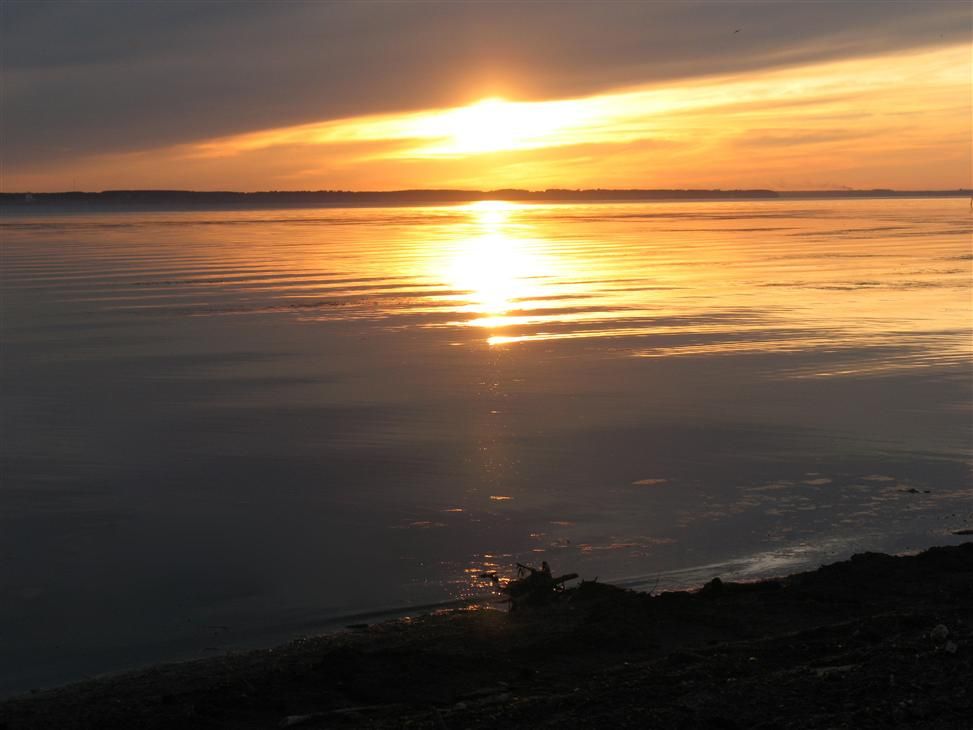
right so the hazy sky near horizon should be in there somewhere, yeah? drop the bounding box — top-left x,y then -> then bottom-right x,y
2,0 -> 970,191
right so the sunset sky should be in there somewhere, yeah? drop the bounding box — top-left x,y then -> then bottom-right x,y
2,1 -> 970,192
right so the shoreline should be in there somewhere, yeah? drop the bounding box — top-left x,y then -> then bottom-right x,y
3,542 -> 970,729
2,188 -> 971,214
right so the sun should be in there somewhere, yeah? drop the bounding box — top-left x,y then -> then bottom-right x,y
450,98 -> 524,154
411,97 -> 573,156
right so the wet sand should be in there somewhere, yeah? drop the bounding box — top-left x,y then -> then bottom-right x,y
2,542 -> 970,729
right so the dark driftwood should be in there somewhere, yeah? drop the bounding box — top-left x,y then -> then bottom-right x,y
482,563 -> 579,610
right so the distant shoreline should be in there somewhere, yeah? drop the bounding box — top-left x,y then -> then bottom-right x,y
2,187 -> 971,211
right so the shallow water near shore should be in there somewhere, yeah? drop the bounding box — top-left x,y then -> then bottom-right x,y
1,198 -> 970,694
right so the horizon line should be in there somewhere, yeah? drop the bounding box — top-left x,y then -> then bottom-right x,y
3,186 -> 972,199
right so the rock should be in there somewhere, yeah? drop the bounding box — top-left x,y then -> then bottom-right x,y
930,624 -> 949,642
700,577 -> 724,596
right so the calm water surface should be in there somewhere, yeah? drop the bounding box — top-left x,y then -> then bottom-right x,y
1,199 -> 970,693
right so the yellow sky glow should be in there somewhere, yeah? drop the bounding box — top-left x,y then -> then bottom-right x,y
8,43 -> 970,191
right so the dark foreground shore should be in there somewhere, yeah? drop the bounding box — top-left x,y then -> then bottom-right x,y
3,543 -> 970,729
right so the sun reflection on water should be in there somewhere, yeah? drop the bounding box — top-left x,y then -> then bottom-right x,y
444,201 -> 554,342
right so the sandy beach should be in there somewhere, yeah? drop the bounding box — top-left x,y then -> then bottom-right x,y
2,542 -> 970,729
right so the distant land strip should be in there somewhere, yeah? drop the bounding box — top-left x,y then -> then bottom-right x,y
2,188 -> 971,209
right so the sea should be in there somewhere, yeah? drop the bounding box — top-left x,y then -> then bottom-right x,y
1,197 -> 970,694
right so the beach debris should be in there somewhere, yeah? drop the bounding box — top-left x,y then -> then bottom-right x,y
461,686 -> 510,700
481,561 -> 579,610
456,687 -> 514,707
814,664 -> 857,678
279,704 -> 399,727
952,528 -> 973,535
280,714 -> 323,728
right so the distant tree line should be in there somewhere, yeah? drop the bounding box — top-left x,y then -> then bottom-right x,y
2,188 -> 970,209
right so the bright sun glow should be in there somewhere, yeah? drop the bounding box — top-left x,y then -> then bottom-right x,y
412,97 -> 575,156
453,99 -> 525,153
455,99 -> 519,153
